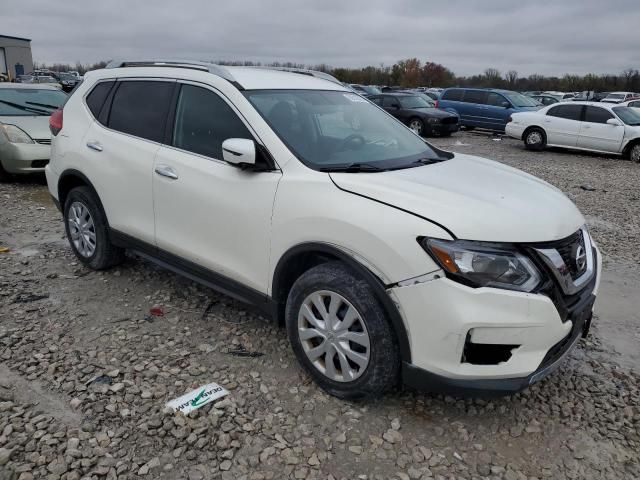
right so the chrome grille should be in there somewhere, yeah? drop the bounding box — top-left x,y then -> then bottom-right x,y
554,230 -> 587,280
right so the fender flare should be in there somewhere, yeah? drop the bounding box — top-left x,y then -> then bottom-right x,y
272,242 -> 412,363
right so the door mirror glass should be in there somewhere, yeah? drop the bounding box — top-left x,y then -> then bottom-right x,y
222,138 -> 256,166
501,101 -> 511,108
606,118 -> 622,126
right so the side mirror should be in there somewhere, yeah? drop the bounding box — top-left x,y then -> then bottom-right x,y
606,118 -> 622,126
222,138 -> 256,167
501,101 -> 511,108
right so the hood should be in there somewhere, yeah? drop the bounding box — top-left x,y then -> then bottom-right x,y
407,108 -> 457,118
330,153 -> 584,242
0,115 -> 52,141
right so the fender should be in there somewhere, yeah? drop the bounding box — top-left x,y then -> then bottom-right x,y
273,242 -> 412,363
57,168 -> 100,207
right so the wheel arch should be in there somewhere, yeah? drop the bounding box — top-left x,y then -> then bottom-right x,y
272,242 -> 412,363
57,169 -> 99,210
623,137 -> 640,158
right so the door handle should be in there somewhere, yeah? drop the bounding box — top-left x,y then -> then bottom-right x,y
86,141 -> 103,152
154,165 -> 179,180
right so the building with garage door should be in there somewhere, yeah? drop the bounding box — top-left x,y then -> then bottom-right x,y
0,35 -> 33,80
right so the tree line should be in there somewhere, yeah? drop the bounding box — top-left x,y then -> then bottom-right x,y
34,58 -> 640,92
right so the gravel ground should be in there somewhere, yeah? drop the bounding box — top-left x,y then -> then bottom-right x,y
0,131 -> 639,480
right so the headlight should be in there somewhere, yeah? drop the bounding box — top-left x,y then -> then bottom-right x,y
0,124 -> 35,144
427,117 -> 441,124
420,238 -> 541,292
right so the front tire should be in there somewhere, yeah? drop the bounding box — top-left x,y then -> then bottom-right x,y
629,143 -> 640,163
285,262 -> 400,400
63,186 -> 124,270
523,127 -> 546,151
408,118 -> 424,137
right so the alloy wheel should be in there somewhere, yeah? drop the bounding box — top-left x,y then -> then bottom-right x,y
526,131 -> 543,145
297,290 -> 370,382
409,120 -> 423,135
68,201 -> 97,258
631,145 -> 640,163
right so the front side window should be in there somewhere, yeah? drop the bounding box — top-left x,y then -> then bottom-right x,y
0,87 -> 67,116
486,92 -> 508,107
583,106 -> 614,124
503,92 -> 539,107
244,89 -> 448,171
612,107 -> 640,126
107,81 -> 174,142
172,84 -> 252,159
547,104 -> 583,121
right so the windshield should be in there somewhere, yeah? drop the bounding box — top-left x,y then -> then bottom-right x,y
613,107 -> 640,126
0,88 -> 67,116
504,92 -> 539,107
244,89 -> 448,171
398,95 -> 431,109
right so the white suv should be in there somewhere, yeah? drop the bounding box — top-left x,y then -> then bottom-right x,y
45,61 -> 601,399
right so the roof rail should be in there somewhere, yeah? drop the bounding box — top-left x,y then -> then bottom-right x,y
104,59 -> 243,89
243,66 -> 342,85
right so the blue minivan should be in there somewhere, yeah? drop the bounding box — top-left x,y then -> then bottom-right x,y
437,88 -> 540,131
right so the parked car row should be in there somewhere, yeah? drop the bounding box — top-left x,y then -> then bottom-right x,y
16,69 -> 83,92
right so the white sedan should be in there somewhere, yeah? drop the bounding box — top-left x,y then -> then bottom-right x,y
506,101 -> 640,162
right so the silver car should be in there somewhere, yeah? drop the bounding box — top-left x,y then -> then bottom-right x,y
0,84 -> 67,181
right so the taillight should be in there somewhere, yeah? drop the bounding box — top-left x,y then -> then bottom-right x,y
434,100 -> 439,108
507,115 -> 513,123
49,109 -> 63,136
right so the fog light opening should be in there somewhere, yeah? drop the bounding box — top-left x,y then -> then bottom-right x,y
462,332 -> 520,365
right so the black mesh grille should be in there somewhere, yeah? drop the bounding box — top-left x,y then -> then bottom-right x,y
442,117 -> 458,125
31,160 -> 49,168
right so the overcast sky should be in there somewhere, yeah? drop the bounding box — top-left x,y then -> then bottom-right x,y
4,0 -> 639,77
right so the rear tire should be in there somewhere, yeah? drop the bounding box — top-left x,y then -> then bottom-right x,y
523,127 -> 546,151
63,186 -> 125,270
285,262 -> 400,400
0,161 -> 11,183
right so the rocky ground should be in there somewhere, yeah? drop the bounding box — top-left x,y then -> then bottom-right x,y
0,131 -> 639,480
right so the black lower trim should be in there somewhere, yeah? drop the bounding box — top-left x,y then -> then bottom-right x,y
109,229 -> 274,318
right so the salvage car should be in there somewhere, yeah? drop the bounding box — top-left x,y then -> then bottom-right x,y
506,101 -> 640,162
600,92 -> 639,104
0,83 -> 67,181
369,92 -> 459,136
46,60 -> 601,399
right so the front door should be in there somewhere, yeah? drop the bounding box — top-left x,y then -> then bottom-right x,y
153,83 -> 281,293
577,106 -> 625,152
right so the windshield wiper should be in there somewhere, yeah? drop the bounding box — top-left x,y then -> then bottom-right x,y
406,157 -> 447,167
0,99 -> 50,115
25,101 -> 60,110
319,162 -> 384,172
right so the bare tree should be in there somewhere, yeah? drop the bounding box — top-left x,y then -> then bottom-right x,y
505,70 -> 518,87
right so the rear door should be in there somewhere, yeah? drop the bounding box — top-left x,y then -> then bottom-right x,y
82,79 -> 175,244
577,105 -> 625,152
459,90 -> 488,128
543,104 -> 583,147
381,96 -> 402,120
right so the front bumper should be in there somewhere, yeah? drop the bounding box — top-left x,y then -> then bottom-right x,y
0,142 -> 50,174
428,122 -> 460,136
392,245 -> 601,396
505,122 -> 525,140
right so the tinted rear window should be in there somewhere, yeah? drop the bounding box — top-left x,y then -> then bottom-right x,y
461,90 -> 487,104
107,81 -> 174,142
85,81 -> 114,118
547,104 -> 583,121
442,89 -> 463,101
